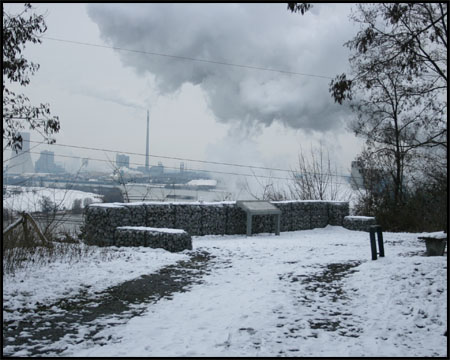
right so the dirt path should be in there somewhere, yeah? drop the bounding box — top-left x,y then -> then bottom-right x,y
276,260 -> 363,346
2,250 -> 213,357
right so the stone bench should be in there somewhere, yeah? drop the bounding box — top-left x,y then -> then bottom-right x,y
418,232 -> 447,256
115,226 -> 192,252
343,216 -> 377,232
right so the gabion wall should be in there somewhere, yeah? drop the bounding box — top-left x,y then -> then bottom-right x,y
342,216 -> 377,232
82,200 -> 349,246
115,227 -> 192,252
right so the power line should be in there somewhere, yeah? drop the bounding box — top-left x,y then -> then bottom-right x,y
25,150 -> 292,182
3,141 -> 45,164
42,36 -> 333,80
23,139 -> 354,180
23,150 -> 353,186
25,139 -> 295,173
4,139 -> 354,184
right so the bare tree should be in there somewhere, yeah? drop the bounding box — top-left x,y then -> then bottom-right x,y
3,3 -> 60,152
288,144 -> 350,201
106,154 -> 131,202
246,144 -> 350,202
352,147 -> 447,231
37,164 -> 92,237
244,170 -> 288,201
327,3 -> 447,229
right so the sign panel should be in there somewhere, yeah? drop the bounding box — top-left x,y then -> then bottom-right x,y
237,200 -> 281,214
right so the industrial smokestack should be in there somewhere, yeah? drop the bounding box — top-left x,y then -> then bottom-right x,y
145,109 -> 149,171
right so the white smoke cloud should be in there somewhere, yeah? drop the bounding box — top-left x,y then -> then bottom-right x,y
87,3 -> 355,133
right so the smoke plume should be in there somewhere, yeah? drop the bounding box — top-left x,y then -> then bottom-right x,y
87,3 -> 354,133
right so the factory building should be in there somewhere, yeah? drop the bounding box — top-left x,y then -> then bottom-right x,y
116,153 -> 130,168
35,150 -> 64,173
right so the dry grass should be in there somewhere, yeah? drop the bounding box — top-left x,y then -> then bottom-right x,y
2,224 -> 116,275
3,186 -> 119,275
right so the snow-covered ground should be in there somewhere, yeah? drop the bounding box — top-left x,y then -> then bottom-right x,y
3,186 -> 103,213
3,246 -> 189,321
3,226 -> 447,357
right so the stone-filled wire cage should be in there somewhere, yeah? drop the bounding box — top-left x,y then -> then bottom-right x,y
81,200 -> 349,247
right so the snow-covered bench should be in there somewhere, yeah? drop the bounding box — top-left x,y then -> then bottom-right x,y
418,232 -> 447,256
115,226 -> 192,252
343,216 -> 377,232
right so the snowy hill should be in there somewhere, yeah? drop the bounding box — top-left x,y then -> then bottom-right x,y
3,186 -> 103,213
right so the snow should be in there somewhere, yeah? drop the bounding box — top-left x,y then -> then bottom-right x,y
418,231 -> 447,240
274,199 -> 348,204
88,203 -> 126,208
118,167 -> 142,176
3,245 -> 189,324
344,215 -> 376,220
90,200 -> 236,206
3,186 -> 103,213
116,226 -> 186,234
3,226 -> 447,357
110,167 -> 143,180
90,199 -> 349,207
186,179 -> 218,187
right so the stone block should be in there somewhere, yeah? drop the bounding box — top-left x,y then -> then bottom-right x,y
174,204 -> 203,235
144,203 -> 176,228
225,203 -> 247,235
115,226 -> 192,252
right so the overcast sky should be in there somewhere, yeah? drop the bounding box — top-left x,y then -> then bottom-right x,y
4,3 -> 364,188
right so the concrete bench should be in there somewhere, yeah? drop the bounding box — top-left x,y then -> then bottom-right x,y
418,232 -> 447,256
115,226 -> 192,252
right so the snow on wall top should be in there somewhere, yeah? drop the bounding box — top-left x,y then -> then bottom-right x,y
89,203 -> 127,208
116,226 -> 186,234
273,200 -> 349,204
89,201 -> 236,207
89,199 -> 349,208
345,216 -> 376,220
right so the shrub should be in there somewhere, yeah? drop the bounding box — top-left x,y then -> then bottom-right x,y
353,174 -> 447,232
83,197 -> 93,207
101,187 -> 124,203
40,196 -> 57,214
72,199 -> 82,214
